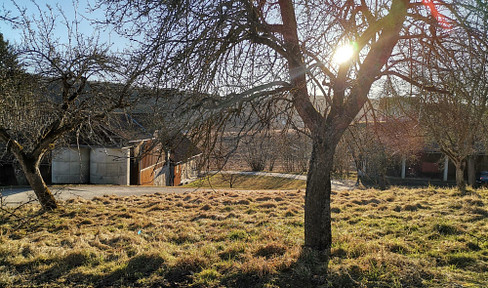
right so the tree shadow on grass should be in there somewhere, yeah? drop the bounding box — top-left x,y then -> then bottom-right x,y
10,247 -> 436,287
98,253 -> 206,287
221,248 -> 335,288
35,250 -> 101,284
222,247 -> 431,288
23,252 -> 198,288
97,253 -> 166,287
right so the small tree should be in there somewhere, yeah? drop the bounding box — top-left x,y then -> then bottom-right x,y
243,131 -> 274,172
344,120 -> 390,188
278,130 -> 312,174
0,3 -> 143,210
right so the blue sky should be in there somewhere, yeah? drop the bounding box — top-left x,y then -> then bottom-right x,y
0,0 -> 128,50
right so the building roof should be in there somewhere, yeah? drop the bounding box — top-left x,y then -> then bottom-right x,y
166,135 -> 202,163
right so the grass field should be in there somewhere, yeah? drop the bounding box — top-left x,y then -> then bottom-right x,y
0,186 -> 487,287
184,173 -> 307,190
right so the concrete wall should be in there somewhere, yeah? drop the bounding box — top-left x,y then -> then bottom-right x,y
152,158 -> 199,186
52,147 -> 90,184
154,165 -> 169,186
90,148 -> 130,185
179,158 -> 199,185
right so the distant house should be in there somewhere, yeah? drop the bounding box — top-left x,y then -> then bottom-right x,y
361,97 -> 488,183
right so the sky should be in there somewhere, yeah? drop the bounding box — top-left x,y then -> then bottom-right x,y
0,0 -> 128,51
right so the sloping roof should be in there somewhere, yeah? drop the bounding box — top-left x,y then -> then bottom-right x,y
69,112 -> 154,148
166,135 -> 202,163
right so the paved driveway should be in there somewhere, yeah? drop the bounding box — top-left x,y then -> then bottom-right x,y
2,185 -> 303,206
1,174 -> 354,206
0,185 -> 192,206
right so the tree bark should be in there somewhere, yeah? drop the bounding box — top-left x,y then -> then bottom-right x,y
304,130 -> 335,258
18,154 -> 58,210
467,155 -> 476,187
454,161 -> 467,194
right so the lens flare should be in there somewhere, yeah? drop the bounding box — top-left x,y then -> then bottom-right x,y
422,0 -> 451,29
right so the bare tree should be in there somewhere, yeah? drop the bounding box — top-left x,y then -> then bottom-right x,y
242,131 -> 275,172
278,130 -> 311,173
386,2 -> 488,193
98,0 -> 463,261
343,119 -> 390,188
0,2 -> 144,210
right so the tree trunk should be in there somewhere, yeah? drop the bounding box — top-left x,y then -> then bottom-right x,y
18,154 -> 58,210
467,155 -> 476,187
304,133 -> 335,259
454,161 -> 467,194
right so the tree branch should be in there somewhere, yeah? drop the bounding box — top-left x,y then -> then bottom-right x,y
384,70 -> 450,94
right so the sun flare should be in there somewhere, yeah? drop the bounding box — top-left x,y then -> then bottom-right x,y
333,44 -> 354,64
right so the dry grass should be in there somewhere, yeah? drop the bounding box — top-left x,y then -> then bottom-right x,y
0,187 -> 487,287
184,174 -> 307,190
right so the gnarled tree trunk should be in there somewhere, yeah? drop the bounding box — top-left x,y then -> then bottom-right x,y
1,131 -> 58,210
17,153 -> 58,210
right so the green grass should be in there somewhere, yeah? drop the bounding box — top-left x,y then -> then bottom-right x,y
0,187 -> 487,287
184,173 -> 307,189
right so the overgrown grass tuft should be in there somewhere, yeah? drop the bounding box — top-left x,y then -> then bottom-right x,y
0,187 -> 487,287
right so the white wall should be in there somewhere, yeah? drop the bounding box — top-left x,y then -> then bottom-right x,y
90,148 -> 130,185
52,147 -> 90,184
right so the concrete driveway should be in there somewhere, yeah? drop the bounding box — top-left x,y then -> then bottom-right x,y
1,174 -> 354,206
1,185 -> 307,206
0,185 -> 192,206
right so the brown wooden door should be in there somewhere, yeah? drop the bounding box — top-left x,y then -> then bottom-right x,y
140,167 -> 155,185
174,164 -> 182,186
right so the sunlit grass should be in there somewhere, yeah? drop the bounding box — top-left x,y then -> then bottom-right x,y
0,187 -> 487,287
184,173 -> 307,190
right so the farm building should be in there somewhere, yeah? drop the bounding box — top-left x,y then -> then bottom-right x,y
51,136 -> 201,186
0,111 -> 201,187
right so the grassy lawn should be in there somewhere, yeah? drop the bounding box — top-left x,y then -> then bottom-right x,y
184,173 -> 307,190
0,187 -> 487,287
